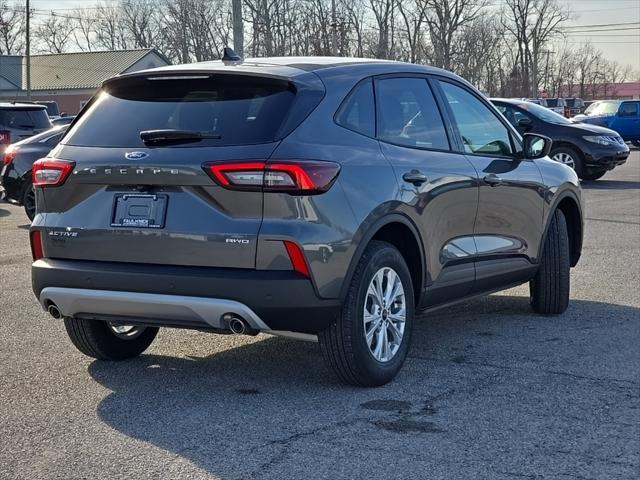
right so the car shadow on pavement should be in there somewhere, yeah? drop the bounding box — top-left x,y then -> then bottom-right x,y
0,207 -> 10,217
581,180 -> 640,190
87,296 -> 639,479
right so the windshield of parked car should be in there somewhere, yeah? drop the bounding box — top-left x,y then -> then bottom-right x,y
517,101 -> 572,124
584,101 -> 620,116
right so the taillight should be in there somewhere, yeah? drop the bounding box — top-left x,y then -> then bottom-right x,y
283,240 -> 310,278
32,158 -> 75,187
203,160 -> 340,194
30,230 -> 44,260
0,130 -> 9,145
2,145 -> 17,166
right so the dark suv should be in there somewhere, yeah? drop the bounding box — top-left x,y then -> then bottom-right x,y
30,57 -> 583,386
0,103 -> 52,152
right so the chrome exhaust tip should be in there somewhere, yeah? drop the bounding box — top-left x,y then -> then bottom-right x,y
47,303 -> 63,320
228,317 -> 247,335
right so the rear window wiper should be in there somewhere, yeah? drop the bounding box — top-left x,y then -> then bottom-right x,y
140,129 -> 222,146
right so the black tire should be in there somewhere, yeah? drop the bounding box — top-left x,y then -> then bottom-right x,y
581,170 -> 606,181
550,146 -> 584,177
22,182 -> 35,221
63,317 -> 158,360
530,209 -> 570,315
319,241 -> 414,387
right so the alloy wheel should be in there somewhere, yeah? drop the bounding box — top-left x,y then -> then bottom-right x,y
552,152 -> 576,169
108,323 -> 146,340
363,267 -> 406,362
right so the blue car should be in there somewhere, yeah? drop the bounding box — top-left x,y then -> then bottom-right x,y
573,100 -> 640,145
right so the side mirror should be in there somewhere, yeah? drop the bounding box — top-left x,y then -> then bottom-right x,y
517,117 -> 533,128
523,133 -> 551,159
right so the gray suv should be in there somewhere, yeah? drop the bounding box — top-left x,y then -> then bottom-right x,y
30,57 -> 583,386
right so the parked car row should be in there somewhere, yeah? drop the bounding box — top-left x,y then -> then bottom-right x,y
1,125 -> 68,219
492,99 -> 630,180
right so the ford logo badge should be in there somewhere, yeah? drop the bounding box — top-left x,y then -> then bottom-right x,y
125,151 -> 148,160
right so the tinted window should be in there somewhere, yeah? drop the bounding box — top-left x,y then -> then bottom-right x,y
495,104 -> 530,128
0,108 -> 51,130
376,78 -> 449,150
517,101 -> 571,125
64,76 -> 296,147
440,82 -> 514,157
336,79 -> 375,137
565,98 -> 583,108
619,102 -> 638,116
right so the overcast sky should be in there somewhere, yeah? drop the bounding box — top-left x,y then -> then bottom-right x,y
31,0 -> 640,71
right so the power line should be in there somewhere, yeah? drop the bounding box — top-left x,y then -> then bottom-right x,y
563,21 -> 640,29
560,27 -> 640,34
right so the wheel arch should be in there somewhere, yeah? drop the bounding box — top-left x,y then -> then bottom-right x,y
543,190 -> 583,267
340,214 -> 426,306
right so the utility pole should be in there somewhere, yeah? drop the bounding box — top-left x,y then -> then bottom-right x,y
25,0 -> 31,100
232,0 -> 244,58
331,0 -> 338,56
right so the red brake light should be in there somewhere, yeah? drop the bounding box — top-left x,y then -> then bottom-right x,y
203,160 -> 340,194
2,145 -> 17,166
0,130 -> 9,145
30,230 -> 44,260
283,240 -> 310,278
32,158 -> 75,186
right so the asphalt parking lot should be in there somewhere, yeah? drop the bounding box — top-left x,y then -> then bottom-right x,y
1,152 -> 638,480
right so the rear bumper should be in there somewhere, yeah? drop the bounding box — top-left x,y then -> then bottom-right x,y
32,259 -> 341,334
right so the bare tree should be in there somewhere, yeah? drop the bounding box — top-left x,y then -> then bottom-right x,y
396,0 -> 427,63
70,8 -> 97,52
34,13 -> 74,54
420,0 -> 486,70
0,0 -> 25,54
121,0 -> 160,49
502,0 -> 570,97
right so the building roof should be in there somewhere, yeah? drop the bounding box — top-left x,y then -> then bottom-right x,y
28,49 -> 168,90
0,55 -> 23,88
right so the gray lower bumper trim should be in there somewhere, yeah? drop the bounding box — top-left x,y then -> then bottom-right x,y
39,287 -> 270,331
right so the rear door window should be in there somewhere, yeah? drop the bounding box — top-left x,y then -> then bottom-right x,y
375,77 -> 450,150
64,75 -> 296,147
619,102 -> 638,116
0,109 -> 51,130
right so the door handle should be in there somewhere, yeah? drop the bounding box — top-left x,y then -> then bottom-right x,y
402,170 -> 428,186
483,174 -> 503,187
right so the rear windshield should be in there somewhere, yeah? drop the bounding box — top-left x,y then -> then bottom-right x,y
545,99 -> 559,107
64,75 -> 296,147
0,108 -> 51,130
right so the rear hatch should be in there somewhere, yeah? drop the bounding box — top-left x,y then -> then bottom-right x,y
39,70 -> 323,268
1,106 -> 52,145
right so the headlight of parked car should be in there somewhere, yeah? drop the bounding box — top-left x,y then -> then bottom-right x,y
583,135 -> 621,146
